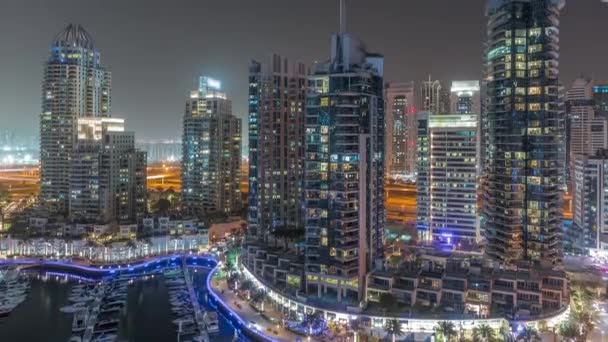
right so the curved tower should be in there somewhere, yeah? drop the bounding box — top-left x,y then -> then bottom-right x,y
40,24 -> 111,214
483,0 -> 565,265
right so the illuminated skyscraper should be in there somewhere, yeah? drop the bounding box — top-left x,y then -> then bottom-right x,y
181,77 -> 241,217
70,117 -> 146,223
594,85 -> 608,118
450,81 -> 481,115
247,55 -> 307,241
40,24 -> 111,214
566,78 -> 607,188
416,113 -> 479,244
422,77 -> 449,114
483,0 -> 565,265
385,82 -> 416,179
304,1 -> 384,302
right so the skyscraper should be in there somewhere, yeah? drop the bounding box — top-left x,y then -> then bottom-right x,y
181,76 -> 241,217
304,1 -> 384,302
421,78 -> 449,114
70,117 -> 147,224
247,55 -> 307,241
594,85 -> 608,118
566,78 -> 607,188
40,24 -> 111,215
416,113 -> 479,245
483,0 -> 565,265
572,150 -> 608,252
385,82 -> 416,179
450,81 -> 481,115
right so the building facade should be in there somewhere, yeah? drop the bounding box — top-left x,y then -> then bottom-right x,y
181,76 -> 241,217
450,81 -> 481,115
40,24 -> 111,215
305,26 -> 385,303
247,55 -> 307,241
70,117 -> 146,224
594,85 -> 608,118
421,78 -> 449,114
385,82 -> 416,179
572,151 -> 608,252
566,78 -> 607,188
483,0 -> 565,265
416,114 -> 479,244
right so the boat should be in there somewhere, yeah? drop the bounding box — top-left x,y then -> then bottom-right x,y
68,295 -> 94,303
60,302 -> 88,313
92,332 -> 117,342
72,310 -> 88,332
203,311 -> 219,333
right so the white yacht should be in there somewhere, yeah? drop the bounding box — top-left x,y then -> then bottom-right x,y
203,310 -> 219,333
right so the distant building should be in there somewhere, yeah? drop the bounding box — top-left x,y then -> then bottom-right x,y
181,76 -> 242,217
385,82 -> 416,179
450,81 -> 481,115
594,85 -> 608,118
416,113 -> 479,244
421,78 -> 449,114
247,55 -> 307,241
566,78 -> 608,187
70,117 -> 147,223
136,141 -> 181,164
40,24 -> 111,215
304,14 -> 385,302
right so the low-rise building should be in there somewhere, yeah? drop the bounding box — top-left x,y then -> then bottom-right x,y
365,262 -> 568,319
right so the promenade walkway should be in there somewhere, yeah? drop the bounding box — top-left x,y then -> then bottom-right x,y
210,277 -> 322,341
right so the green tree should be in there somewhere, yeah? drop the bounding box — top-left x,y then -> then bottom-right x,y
435,321 -> 457,342
559,322 -> 579,342
251,290 -> 266,311
383,319 -> 405,342
516,327 -> 540,342
152,198 -> 171,215
473,323 -> 496,342
378,293 -> 399,314
573,309 -> 598,342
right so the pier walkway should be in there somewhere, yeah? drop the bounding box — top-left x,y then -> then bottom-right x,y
182,256 -> 209,342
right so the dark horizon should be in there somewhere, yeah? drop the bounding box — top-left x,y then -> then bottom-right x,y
1,0 -> 607,148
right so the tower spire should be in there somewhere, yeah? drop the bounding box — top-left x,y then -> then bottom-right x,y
339,0 -> 346,34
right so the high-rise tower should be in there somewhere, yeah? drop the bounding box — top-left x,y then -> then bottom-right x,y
40,24 -> 111,214
483,0 -> 565,265
247,55 -> 308,241
385,82 -> 416,179
181,77 -> 241,217
304,0 -> 384,302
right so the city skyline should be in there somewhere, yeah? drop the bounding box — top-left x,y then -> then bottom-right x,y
1,0 -> 608,149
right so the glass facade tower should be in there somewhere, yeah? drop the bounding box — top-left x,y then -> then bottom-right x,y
181,77 -> 242,217
247,55 -> 307,242
305,29 -> 385,302
483,0 -> 565,265
40,24 -> 111,214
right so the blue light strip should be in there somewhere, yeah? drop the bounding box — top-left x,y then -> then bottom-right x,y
205,266 -> 281,342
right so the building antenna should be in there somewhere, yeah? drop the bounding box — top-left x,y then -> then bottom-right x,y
340,0 -> 347,34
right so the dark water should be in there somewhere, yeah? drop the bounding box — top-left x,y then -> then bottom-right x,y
0,269 -> 246,342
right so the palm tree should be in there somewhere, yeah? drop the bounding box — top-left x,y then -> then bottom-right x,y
251,290 -> 266,311
570,286 -> 592,314
574,308 -> 598,341
473,323 -> 496,342
516,327 -> 540,342
384,319 -> 405,342
435,321 -> 457,342
559,322 -> 579,342
378,293 -> 399,314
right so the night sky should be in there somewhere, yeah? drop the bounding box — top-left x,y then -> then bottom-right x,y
1,0 -> 607,149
